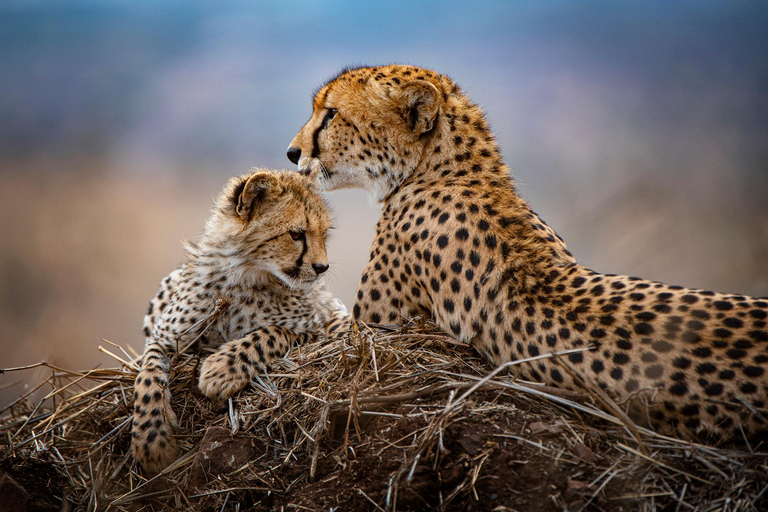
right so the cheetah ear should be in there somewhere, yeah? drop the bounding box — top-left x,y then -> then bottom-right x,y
234,172 -> 280,221
392,80 -> 442,135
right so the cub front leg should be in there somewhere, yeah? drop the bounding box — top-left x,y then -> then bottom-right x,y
131,344 -> 179,474
198,326 -> 313,399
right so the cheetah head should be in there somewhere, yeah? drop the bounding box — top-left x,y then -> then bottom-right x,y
287,65 -> 449,202
204,168 -> 333,290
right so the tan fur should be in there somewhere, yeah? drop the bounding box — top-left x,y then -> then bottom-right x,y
132,168 -> 350,473
288,65 -> 768,444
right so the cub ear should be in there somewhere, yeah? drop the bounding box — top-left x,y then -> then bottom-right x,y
391,80 -> 443,135
233,172 -> 280,221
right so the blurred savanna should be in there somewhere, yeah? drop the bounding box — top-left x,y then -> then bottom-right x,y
1,1 -> 767,404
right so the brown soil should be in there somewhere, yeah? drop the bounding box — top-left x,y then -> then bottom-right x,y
261,395 -> 636,512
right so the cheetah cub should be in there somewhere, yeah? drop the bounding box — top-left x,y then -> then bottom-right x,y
131,168 -> 349,473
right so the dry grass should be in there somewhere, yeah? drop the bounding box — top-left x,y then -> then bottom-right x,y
2,321 -> 768,511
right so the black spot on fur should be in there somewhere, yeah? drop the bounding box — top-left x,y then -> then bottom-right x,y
713,300 -> 733,311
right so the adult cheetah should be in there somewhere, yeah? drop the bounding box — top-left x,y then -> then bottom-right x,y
132,168 -> 349,473
287,64 -> 768,443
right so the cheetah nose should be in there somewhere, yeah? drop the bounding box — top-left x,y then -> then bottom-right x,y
287,146 -> 301,165
312,263 -> 329,275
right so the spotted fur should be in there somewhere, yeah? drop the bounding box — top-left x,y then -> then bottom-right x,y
288,65 -> 768,443
132,168 -> 350,473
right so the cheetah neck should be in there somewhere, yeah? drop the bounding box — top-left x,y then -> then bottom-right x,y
388,100 -> 576,275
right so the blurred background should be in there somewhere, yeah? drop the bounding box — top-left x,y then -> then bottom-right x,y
1,1 -> 767,404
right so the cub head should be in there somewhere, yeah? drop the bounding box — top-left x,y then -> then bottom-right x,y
287,65 -> 453,202
204,168 -> 333,289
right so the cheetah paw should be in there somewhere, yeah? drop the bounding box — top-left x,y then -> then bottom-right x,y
198,353 -> 252,399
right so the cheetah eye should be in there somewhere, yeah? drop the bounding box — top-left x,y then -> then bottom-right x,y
322,108 -> 338,128
289,230 -> 305,241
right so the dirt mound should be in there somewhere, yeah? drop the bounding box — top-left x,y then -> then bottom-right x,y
2,321 -> 767,511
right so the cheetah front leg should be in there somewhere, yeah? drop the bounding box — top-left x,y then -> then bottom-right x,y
354,263 -> 431,326
198,326 -> 314,399
131,341 -> 179,474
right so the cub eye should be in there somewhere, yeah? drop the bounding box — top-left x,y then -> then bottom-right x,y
289,230 -> 305,241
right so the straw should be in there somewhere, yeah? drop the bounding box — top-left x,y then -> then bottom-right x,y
1,320 -> 766,511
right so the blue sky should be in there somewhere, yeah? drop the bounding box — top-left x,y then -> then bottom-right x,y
1,1 -> 766,177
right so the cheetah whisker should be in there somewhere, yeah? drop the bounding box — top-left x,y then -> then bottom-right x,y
322,269 -> 341,287
317,159 -> 331,181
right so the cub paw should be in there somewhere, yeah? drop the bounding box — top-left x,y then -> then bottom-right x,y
198,353 -> 252,399
131,417 -> 179,474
